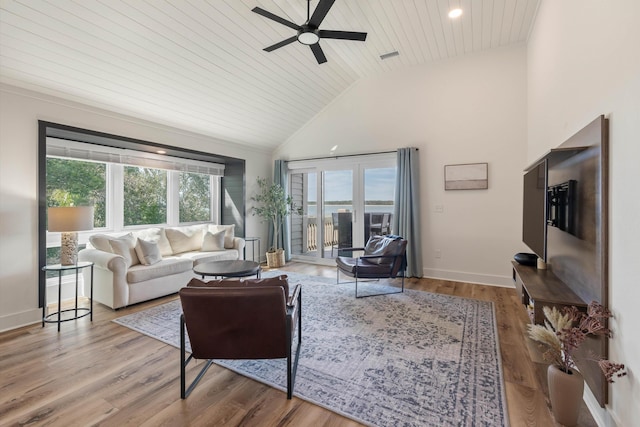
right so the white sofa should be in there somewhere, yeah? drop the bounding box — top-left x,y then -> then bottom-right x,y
78,224 -> 245,309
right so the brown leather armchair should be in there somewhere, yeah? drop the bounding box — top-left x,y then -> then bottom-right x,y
336,235 -> 407,298
179,275 -> 302,399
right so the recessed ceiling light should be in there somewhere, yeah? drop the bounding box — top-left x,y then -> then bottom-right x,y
156,150 -> 167,154
448,8 -> 463,19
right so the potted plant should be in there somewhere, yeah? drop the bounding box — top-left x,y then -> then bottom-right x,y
250,177 -> 297,268
528,301 -> 626,426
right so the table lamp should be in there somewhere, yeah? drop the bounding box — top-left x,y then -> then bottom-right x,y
48,206 -> 94,265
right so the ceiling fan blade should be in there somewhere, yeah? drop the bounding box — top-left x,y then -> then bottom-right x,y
252,7 -> 300,31
310,43 -> 327,64
319,30 -> 367,41
308,0 -> 336,28
263,36 -> 298,52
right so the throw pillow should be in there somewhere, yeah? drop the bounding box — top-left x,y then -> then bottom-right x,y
208,224 -> 235,249
89,234 -> 115,252
134,238 -> 162,265
364,235 -> 399,265
201,230 -> 226,251
132,227 -> 173,256
165,227 -> 204,254
108,233 -> 140,267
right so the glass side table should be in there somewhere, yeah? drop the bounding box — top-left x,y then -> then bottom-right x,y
244,237 -> 261,262
42,261 -> 94,331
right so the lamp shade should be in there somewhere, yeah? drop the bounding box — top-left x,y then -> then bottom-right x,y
48,206 -> 94,232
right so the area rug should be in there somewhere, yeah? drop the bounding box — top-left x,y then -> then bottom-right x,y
113,271 -> 508,427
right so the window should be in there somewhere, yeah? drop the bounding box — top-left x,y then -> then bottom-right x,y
124,166 -> 167,226
46,157 -> 106,227
45,157 -> 221,235
179,172 -> 211,223
364,167 -> 395,216
45,137 -> 225,234
46,157 -> 106,269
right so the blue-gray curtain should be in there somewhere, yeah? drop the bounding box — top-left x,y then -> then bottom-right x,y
273,159 -> 292,261
393,147 -> 423,277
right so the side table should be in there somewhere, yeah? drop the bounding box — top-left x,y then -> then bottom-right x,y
244,237 -> 261,262
42,261 -> 94,331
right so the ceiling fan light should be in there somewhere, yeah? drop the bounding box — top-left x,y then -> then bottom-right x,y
298,31 -> 320,45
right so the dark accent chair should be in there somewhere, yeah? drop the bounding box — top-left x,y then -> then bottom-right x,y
336,235 -> 407,298
179,275 -> 302,399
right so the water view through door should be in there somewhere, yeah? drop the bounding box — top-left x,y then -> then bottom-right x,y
289,159 -> 396,262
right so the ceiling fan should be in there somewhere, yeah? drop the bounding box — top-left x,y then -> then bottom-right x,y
252,0 -> 367,64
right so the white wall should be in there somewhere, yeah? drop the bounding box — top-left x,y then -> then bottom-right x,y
275,45 -> 529,286
527,1 -> 640,426
0,84 -> 271,332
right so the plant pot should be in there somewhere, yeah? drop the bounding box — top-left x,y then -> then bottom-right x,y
547,364 -> 584,427
266,249 -> 285,268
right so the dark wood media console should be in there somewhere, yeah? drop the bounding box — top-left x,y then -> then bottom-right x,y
512,261 -> 586,324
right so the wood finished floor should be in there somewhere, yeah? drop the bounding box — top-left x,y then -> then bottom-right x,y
1,262 -> 597,427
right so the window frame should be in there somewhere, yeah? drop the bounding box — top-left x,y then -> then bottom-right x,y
45,160 -> 222,249
288,153 -> 397,263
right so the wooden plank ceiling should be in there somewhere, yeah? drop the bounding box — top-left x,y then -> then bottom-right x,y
0,0 -> 539,149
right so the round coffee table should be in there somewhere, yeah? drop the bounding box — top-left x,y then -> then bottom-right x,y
193,260 -> 261,279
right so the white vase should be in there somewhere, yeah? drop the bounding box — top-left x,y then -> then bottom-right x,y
547,364 -> 584,427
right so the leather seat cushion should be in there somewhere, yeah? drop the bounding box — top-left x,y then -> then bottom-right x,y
187,274 -> 290,297
336,257 -> 392,276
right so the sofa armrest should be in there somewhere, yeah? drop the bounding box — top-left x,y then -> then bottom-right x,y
79,248 -> 129,309
79,248 -> 126,273
232,237 -> 246,260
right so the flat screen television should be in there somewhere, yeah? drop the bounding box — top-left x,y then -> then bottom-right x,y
522,160 -> 547,261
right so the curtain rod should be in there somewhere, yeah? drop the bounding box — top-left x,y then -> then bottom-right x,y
283,148 -> 418,163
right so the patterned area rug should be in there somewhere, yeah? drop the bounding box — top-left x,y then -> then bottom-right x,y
113,271 -> 508,427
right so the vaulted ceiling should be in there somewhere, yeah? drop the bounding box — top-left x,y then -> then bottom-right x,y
0,0 -> 539,150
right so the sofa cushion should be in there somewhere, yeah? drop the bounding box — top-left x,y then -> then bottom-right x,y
132,227 -> 173,257
208,224 -> 235,249
165,226 -> 204,254
108,233 -> 140,267
126,258 -> 193,284
202,230 -> 225,251
135,238 -> 162,265
181,250 -> 239,265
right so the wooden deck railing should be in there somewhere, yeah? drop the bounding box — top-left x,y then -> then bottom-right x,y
302,216 -> 336,252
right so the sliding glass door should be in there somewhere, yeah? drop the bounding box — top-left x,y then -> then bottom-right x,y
289,154 -> 396,263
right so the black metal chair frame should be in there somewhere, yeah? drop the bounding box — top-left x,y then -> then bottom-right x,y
336,248 -> 406,298
180,286 -> 302,399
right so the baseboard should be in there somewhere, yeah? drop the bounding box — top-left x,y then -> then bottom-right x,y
423,268 -> 514,288
583,385 -> 622,427
584,385 -> 605,427
0,308 -> 41,333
